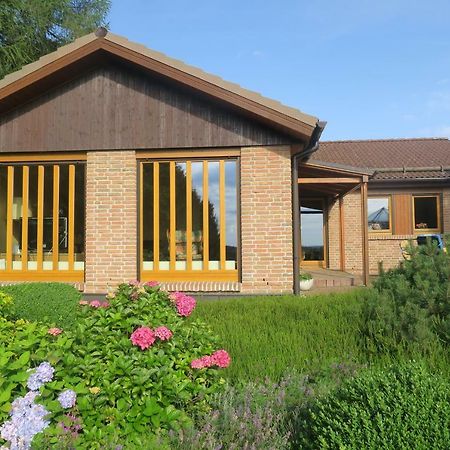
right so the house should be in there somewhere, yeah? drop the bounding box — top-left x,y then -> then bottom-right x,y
0,29 -> 448,295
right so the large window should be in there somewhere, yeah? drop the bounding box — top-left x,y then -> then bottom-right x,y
368,196 -> 391,232
0,162 -> 85,280
413,195 -> 440,231
140,159 -> 238,281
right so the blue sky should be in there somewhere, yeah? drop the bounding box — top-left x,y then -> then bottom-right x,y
109,0 -> 450,141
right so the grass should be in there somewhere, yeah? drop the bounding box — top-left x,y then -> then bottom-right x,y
193,290 -> 366,382
0,282 -> 81,329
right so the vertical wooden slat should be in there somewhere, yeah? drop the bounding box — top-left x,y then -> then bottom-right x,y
21,166 -> 29,271
202,160 -> 209,270
52,165 -> 60,270
169,161 -> 176,270
153,162 -> 160,270
219,160 -> 226,270
6,166 -> 14,271
68,164 -> 75,271
186,161 -> 192,271
37,165 -> 44,271
139,162 -> 143,278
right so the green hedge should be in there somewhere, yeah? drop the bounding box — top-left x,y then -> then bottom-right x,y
0,282 -> 81,329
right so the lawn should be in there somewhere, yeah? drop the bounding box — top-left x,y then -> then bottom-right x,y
192,290 -> 366,382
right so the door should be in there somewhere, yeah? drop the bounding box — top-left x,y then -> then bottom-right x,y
300,198 -> 326,267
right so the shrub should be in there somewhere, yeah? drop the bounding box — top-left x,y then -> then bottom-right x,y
0,283 -> 81,329
299,362 -> 450,449
362,240 -> 450,353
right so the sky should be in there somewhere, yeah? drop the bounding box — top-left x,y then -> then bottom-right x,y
109,0 -> 450,141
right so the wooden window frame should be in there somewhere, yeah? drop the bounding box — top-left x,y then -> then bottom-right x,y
139,156 -> 240,282
412,194 -> 441,233
367,195 -> 392,234
0,157 -> 86,282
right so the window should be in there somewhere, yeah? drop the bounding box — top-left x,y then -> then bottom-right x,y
140,159 -> 238,281
0,162 -> 85,280
413,195 -> 440,231
368,196 -> 391,232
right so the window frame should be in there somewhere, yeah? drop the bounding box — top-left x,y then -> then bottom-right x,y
412,194 -> 441,233
367,195 -> 392,234
138,155 -> 240,282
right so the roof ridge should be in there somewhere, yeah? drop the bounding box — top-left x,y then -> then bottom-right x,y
321,137 -> 450,144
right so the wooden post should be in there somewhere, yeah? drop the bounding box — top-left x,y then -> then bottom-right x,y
361,181 -> 369,285
339,195 -> 346,272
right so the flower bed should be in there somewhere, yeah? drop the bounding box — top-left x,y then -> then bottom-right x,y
0,282 -> 230,448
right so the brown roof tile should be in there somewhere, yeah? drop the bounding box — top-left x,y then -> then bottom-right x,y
314,138 -> 450,181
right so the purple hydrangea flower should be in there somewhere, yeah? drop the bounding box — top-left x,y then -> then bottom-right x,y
57,390 -> 77,409
26,362 -> 54,391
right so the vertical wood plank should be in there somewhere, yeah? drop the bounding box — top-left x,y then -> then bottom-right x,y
169,161 -> 176,270
186,161 -> 192,271
68,164 -> 75,271
6,166 -> 14,271
202,160 -> 209,270
37,165 -> 44,270
219,160 -> 226,270
21,166 -> 29,271
52,165 -> 60,270
139,162 -> 143,278
153,162 -> 160,270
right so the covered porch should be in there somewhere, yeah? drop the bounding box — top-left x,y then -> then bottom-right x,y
296,160 -> 373,286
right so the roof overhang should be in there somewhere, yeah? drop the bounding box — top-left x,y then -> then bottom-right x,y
0,29 -> 319,143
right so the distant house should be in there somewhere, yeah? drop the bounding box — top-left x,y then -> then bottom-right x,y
0,29 -> 448,294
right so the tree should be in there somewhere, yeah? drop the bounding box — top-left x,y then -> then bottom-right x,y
0,0 -> 111,79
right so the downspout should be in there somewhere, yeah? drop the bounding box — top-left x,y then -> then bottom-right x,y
292,121 -> 327,294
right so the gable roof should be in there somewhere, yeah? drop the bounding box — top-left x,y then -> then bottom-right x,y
313,137 -> 450,181
0,28 -> 319,142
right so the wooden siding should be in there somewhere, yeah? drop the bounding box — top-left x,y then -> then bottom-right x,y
393,194 -> 413,235
0,64 -> 292,153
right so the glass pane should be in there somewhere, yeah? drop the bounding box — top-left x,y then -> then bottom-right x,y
41,167 -> 54,270
27,166 -> 38,270
175,163 -> 187,269
142,163 -> 154,270
74,164 -> 85,270
191,162 -> 204,270
225,160 -> 237,270
0,167 -> 6,270
301,199 -> 324,261
368,197 -> 390,231
208,161 -> 220,270
58,165 -> 69,270
159,162 -> 170,270
12,167 -> 23,270
414,197 -> 438,230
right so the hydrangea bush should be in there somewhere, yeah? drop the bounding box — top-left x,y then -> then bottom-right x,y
1,282 -> 230,448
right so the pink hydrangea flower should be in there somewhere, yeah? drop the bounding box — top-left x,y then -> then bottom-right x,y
79,300 -> 88,306
100,301 -> 110,308
154,326 -> 173,341
190,355 -> 213,369
48,327 -> 62,336
128,280 -> 140,286
170,292 -> 196,317
130,327 -> 156,350
90,300 -> 102,308
144,281 -> 159,288
211,350 -> 231,368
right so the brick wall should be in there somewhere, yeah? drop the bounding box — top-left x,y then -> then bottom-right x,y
368,235 -> 411,274
443,188 -> 450,233
327,198 -> 341,270
84,150 -> 137,293
240,145 -> 293,294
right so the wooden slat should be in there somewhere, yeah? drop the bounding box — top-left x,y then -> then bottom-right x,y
186,161 -> 192,271
169,161 -> 176,270
0,152 -> 87,163
202,160 -> 209,270
5,166 -> 14,271
219,160 -> 226,270
37,165 -> 44,270
68,164 -> 75,271
298,177 -> 361,184
52,165 -> 60,270
141,270 -> 238,282
137,148 -> 241,160
21,166 -> 29,271
393,194 -> 412,235
139,162 -> 143,278
153,162 -> 160,270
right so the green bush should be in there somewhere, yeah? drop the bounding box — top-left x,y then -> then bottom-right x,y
193,291 -> 364,382
0,283 -> 81,329
300,362 -> 450,449
362,241 -> 450,353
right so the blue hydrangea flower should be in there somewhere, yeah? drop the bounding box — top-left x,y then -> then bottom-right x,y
26,362 -> 54,391
57,390 -> 77,409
